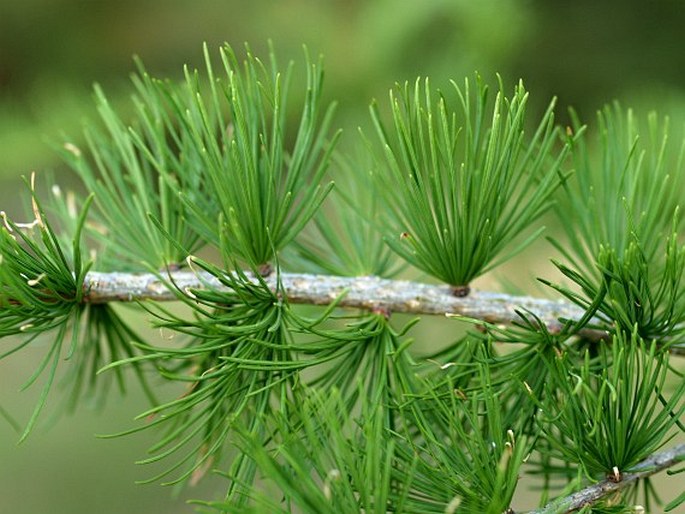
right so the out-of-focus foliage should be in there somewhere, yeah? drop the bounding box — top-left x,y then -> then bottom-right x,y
2,0 -> 685,175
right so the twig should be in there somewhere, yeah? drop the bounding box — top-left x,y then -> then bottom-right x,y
82,270 -> 685,355
84,271 -> 586,326
527,443 -> 685,513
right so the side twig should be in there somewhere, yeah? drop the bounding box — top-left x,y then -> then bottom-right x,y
527,443 -> 685,513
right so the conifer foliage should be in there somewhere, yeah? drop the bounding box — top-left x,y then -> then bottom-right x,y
1,43 -> 684,513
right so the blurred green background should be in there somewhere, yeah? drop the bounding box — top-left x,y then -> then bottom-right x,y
1,1 -> 685,513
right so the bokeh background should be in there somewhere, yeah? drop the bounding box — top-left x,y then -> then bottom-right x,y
1,1 -> 684,513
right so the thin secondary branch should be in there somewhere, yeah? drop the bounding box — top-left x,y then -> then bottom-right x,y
528,443 -> 685,513
83,270 -> 685,355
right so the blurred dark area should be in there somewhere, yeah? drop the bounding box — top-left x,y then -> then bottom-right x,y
1,2 -> 685,513
2,0 -> 685,177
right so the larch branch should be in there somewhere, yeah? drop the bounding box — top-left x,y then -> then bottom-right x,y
82,270 -> 685,355
84,270 -> 586,327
